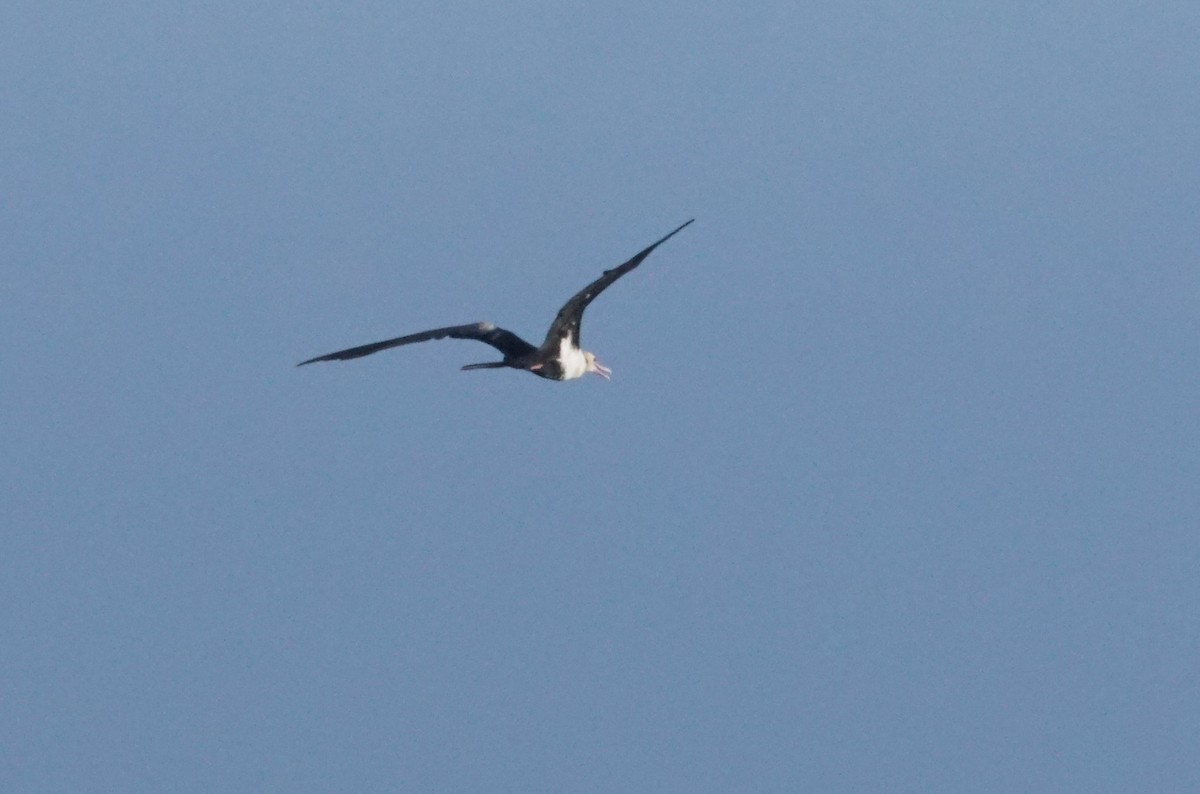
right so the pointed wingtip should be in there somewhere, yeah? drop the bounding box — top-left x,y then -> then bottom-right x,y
653,218 -> 695,247
667,218 -> 695,239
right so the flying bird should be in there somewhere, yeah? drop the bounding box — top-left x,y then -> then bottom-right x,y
298,219 -> 694,380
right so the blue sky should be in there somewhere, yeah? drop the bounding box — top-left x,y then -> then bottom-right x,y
3,2 -> 1198,790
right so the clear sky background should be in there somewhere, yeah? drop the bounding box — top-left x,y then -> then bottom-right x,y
3,2 -> 1198,791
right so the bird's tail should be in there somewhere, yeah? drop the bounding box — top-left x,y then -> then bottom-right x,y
461,361 -> 507,371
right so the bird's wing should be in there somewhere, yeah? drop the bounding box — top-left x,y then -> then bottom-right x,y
542,219 -> 694,349
298,322 -> 536,366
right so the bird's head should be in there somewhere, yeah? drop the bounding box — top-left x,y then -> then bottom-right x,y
583,351 -> 611,380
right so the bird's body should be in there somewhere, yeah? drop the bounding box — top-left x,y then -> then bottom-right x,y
552,336 -> 590,381
298,219 -> 694,381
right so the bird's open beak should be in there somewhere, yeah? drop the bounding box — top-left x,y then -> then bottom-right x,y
592,361 -> 612,380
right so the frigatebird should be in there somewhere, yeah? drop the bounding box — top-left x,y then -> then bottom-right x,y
298,219 -> 694,380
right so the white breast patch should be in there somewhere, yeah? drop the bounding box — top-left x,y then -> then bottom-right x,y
557,336 -> 588,380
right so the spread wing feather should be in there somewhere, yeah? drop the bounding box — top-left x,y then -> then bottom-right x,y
298,322 -> 536,366
543,219 -> 694,349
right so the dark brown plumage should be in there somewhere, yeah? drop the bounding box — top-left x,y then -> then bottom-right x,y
298,219 -> 694,380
